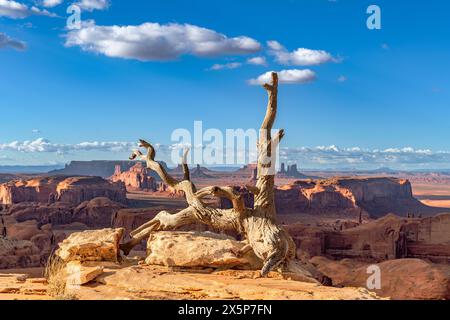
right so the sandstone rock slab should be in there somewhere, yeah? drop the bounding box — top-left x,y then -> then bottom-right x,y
66,261 -> 104,286
56,228 -> 124,263
145,231 -> 262,270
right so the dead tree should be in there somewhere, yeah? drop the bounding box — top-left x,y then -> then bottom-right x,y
121,72 -> 296,276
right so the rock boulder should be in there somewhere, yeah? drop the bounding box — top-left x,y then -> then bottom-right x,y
56,228 -> 124,263
145,231 -> 262,270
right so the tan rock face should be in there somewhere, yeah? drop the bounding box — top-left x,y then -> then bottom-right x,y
0,176 -> 127,206
65,261 -> 104,286
145,231 -> 262,270
56,228 -> 124,263
311,256 -> 450,300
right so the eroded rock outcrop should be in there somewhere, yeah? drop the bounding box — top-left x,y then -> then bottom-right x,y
221,177 -> 442,218
5,197 -> 125,229
311,256 -> 450,300
56,228 -> 124,263
0,215 -> 55,269
0,176 -> 127,206
286,213 -> 450,263
73,197 -> 126,227
8,202 -> 73,225
109,163 -> 157,191
145,231 -> 262,270
0,237 -> 43,269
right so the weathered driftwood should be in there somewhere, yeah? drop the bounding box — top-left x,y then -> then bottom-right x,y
121,72 -> 296,276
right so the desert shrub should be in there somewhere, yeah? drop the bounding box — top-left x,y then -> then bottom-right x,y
44,253 -> 78,300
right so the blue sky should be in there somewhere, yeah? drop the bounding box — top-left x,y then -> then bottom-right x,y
0,0 -> 449,169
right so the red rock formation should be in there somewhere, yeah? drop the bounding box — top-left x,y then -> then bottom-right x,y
8,202 -> 73,225
0,216 -> 56,269
0,176 -> 127,206
0,237 -> 43,269
311,256 -> 450,300
5,197 -> 125,228
285,213 -> 450,263
109,163 -> 157,191
73,197 -> 126,227
220,177 -> 442,218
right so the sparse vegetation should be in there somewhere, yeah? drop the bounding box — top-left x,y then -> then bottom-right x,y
44,253 -> 78,300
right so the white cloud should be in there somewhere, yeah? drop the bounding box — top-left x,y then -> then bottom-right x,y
65,22 -> 262,61
76,0 -> 109,11
42,0 -> 62,7
0,32 -> 26,50
2,139 -> 450,169
267,40 -> 336,66
280,146 -> 450,168
208,62 -> 242,71
248,69 -> 316,85
0,138 -> 136,153
247,56 -> 267,66
337,75 -> 347,82
0,0 -> 55,19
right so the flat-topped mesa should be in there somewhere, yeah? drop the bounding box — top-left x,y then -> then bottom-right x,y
0,176 -> 127,206
220,177 -> 441,218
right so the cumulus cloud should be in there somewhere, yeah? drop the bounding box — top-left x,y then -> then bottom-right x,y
65,22 -> 262,61
248,69 -> 316,85
42,0 -> 63,8
267,40 -> 336,66
247,56 -> 267,66
0,32 -> 26,50
0,138 -> 136,153
76,0 -> 109,11
0,0 -> 55,19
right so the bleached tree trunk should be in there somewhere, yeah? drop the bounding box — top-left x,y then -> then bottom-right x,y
122,73 -> 296,276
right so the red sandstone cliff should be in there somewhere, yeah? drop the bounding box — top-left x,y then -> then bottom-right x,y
109,163 -> 156,191
0,176 -> 127,206
221,177 -> 443,218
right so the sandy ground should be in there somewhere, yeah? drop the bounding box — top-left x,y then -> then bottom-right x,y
0,268 -> 50,300
0,264 -> 381,300
412,182 -> 450,208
